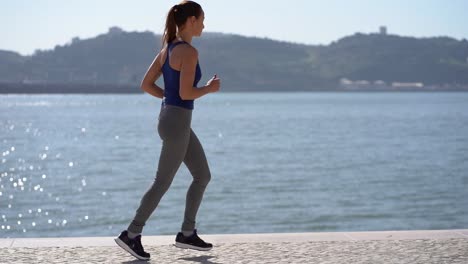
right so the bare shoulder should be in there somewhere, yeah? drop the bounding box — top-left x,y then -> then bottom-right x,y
159,47 -> 168,57
158,47 -> 168,65
175,43 -> 198,59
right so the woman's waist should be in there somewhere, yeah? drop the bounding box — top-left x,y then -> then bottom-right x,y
162,96 -> 194,110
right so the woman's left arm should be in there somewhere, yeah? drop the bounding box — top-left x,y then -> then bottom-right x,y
140,51 -> 165,99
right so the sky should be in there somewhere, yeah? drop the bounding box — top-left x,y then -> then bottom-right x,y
2,0 -> 468,55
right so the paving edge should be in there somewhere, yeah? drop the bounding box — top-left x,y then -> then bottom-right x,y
0,229 -> 467,248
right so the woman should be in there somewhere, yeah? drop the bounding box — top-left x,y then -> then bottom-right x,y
115,1 -> 220,260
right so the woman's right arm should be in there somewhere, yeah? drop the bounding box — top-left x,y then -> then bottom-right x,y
140,51 -> 165,99
179,46 -> 220,100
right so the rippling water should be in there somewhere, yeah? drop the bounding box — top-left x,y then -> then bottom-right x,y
1,92 -> 467,238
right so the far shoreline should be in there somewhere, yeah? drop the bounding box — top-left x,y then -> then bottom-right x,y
1,85 -> 468,95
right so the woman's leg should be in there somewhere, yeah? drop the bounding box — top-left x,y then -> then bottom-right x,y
181,129 -> 211,233
128,106 -> 192,234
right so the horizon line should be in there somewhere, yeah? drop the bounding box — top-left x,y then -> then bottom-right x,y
2,26 -> 467,56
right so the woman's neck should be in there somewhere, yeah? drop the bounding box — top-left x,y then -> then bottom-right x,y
177,31 -> 192,44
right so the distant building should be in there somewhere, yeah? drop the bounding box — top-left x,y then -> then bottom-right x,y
374,80 -> 386,86
392,82 -> 424,88
339,78 -> 372,90
355,80 -> 370,85
340,78 -> 353,85
340,78 -> 428,90
108,26 -> 124,35
379,26 -> 387,35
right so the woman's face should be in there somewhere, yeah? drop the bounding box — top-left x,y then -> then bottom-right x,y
192,10 -> 205,36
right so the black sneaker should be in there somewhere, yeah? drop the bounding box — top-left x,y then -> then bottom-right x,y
114,230 -> 151,261
175,229 -> 213,251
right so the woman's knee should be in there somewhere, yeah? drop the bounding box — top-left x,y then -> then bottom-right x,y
201,170 -> 211,186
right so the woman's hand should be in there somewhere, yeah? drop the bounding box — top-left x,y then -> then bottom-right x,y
207,74 -> 221,93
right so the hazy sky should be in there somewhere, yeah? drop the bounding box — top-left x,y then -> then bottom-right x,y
2,0 -> 468,55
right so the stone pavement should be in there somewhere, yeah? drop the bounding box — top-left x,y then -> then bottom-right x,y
0,229 -> 467,264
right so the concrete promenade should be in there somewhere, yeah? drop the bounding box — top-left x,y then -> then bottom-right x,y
0,229 -> 467,263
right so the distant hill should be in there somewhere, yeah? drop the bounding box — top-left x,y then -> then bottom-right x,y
1,27 -> 468,93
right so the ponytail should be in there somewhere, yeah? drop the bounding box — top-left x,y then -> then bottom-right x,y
162,5 -> 178,46
161,1 -> 202,47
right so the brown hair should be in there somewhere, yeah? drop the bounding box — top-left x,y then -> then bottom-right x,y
162,1 -> 202,46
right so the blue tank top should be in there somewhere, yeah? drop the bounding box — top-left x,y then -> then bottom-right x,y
162,41 -> 202,110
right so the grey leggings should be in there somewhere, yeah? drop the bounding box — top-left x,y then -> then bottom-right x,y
128,104 -> 211,234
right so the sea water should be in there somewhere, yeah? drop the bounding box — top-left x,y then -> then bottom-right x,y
1,92 -> 467,238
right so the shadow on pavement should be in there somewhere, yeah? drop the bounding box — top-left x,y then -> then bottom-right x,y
179,255 -> 221,264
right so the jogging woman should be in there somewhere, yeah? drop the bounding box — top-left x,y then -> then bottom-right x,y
115,1 -> 220,260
